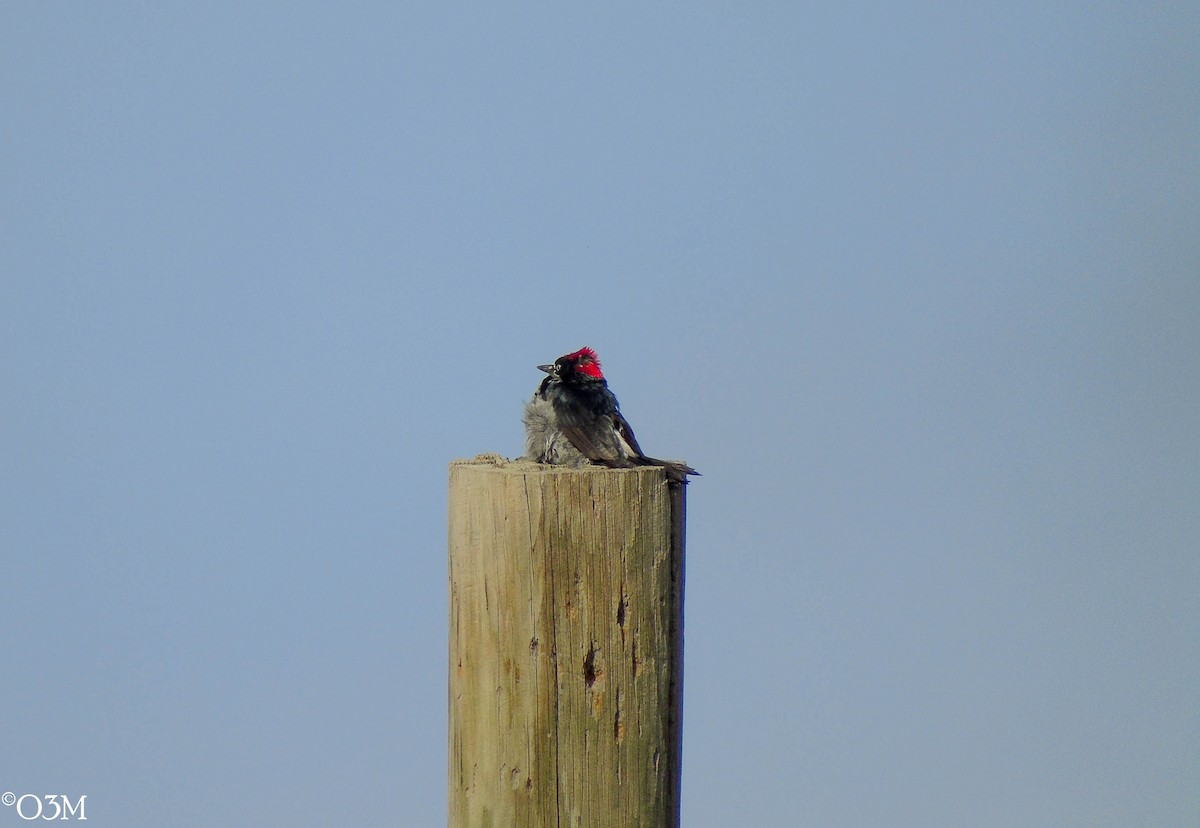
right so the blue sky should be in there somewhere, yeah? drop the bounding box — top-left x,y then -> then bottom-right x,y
2,4 -> 1197,826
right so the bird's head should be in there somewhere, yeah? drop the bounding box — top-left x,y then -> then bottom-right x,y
538,347 -> 605,383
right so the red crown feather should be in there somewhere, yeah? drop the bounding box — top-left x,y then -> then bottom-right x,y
566,347 -> 604,379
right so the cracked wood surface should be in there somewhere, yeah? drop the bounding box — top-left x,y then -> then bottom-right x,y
449,460 -> 685,828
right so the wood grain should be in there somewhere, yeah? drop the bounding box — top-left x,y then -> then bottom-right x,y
449,459 -> 685,828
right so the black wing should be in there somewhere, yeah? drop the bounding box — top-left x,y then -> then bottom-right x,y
612,410 -> 645,458
558,413 -> 636,468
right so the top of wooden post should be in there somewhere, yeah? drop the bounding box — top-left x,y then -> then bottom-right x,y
450,453 -> 680,481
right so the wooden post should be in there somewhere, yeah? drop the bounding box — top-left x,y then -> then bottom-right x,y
448,457 -> 686,828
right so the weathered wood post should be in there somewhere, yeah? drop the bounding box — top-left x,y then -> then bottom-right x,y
448,457 -> 686,828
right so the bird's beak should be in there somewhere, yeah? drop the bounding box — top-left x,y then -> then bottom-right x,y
537,364 -> 555,375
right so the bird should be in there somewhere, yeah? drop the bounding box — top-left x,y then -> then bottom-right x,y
523,347 -> 698,483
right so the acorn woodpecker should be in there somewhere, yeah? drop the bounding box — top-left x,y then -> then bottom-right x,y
523,347 -> 698,483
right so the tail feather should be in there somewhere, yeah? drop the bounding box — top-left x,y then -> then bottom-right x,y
638,456 -> 699,484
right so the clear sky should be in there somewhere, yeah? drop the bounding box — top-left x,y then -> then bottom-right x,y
2,4 -> 1197,826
